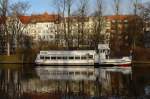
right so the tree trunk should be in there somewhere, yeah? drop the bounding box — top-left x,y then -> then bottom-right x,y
7,41 -> 10,56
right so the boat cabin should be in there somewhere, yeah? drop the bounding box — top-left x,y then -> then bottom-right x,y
39,50 -> 95,60
35,50 -> 96,65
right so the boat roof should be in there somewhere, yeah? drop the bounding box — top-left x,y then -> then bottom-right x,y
40,50 -> 95,55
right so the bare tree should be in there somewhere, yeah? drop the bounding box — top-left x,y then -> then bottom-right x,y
0,0 -> 31,55
52,0 -> 64,47
139,1 -> 150,36
0,0 -> 10,55
77,0 -> 89,48
52,0 -> 73,49
9,1 -> 30,16
113,0 -> 120,15
130,0 -> 144,59
8,1 -> 31,53
92,0 -> 105,49
139,1 -> 150,24
65,0 -> 74,49
132,0 -> 138,50
110,0 -> 122,56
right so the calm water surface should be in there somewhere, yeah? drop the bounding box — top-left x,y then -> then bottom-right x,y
0,64 -> 149,99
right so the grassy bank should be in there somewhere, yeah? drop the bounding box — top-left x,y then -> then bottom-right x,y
0,55 -> 22,63
0,54 -> 36,63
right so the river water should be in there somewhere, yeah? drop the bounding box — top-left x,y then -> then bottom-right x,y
0,64 -> 149,99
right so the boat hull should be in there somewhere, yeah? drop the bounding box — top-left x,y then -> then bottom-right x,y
35,62 -> 131,67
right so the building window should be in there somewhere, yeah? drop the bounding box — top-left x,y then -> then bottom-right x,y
112,20 -> 116,23
124,20 -> 128,23
49,35 -> 53,39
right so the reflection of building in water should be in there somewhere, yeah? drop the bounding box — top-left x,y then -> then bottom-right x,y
0,69 -> 21,98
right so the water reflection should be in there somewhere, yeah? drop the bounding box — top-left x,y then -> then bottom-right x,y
0,64 -> 149,99
0,64 -> 22,99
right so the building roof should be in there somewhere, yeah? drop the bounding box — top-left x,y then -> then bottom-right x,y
19,12 -> 60,24
18,14 -> 142,24
104,15 -> 139,21
19,16 -> 31,24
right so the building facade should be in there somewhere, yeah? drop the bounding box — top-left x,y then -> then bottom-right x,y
17,13 -> 144,50
19,12 -> 60,43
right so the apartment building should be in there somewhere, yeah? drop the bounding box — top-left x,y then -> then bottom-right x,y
19,12 -> 60,42
104,15 -> 143,48
17,13 -> 143,49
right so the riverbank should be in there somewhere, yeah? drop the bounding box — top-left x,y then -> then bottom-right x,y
0,55 -> 35,64
133,61 -> 150,64
1,55 -> 150,64
0,55 -> 22,63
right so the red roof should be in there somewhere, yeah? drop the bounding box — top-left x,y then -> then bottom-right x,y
104,15 -> 137,21
19,16 -> 31,24
19,12 -> 60,24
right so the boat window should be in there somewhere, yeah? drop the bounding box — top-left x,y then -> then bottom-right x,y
82,71 -> 87,75
63,56 -> 67,59
88,72 -> 94,76
40,56 -> 44,59
69,56 -> 74,59
57,56 -> 62,59
88,55 -> 93,59
75,72 -> 80,75
75,56 -> 80,59
69,72 -> 74,75
45,56 -> 50,59
81,56 -> 86,60
63,71 -> 68,75
51,56 -> 56,60
100,50 -> 103,53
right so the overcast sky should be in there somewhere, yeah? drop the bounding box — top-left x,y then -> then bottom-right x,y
11,0 -> 150,15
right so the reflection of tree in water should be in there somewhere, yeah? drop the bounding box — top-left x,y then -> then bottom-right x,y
0,68 -> 22,99
0,66 -> 134,99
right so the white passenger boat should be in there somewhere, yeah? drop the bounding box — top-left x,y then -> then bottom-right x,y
35,44 -> 132,66
35,50 -> 96,65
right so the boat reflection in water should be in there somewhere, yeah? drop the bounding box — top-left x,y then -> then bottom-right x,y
0,64 -> 149,99
22,66 -> 132,98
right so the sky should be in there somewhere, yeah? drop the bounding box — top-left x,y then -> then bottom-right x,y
11,0 -> 150,15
